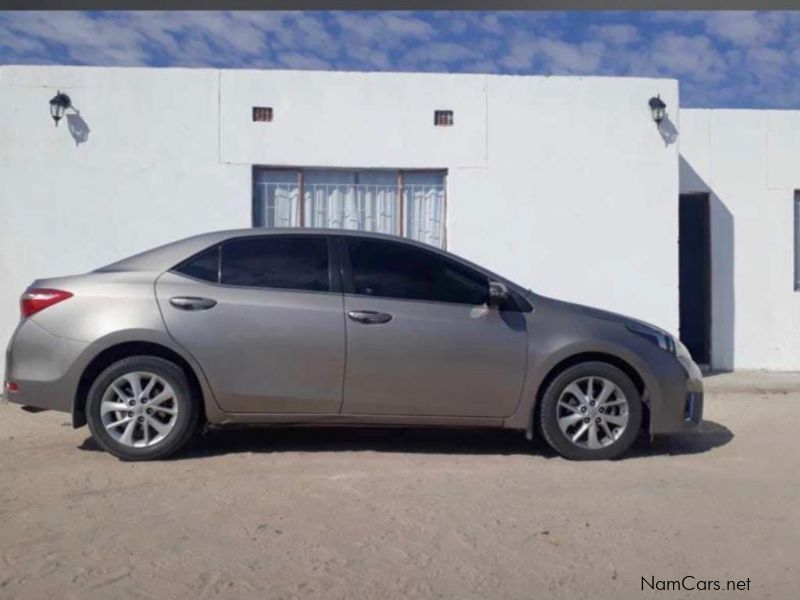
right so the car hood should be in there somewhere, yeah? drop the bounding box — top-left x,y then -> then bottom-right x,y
530,293 -> 673,337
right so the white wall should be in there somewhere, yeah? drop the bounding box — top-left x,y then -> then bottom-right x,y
218,68 -> 680,332
0,66 -> 250,385
453,76 -> 679,335
679,109 -> 800,371
219,69 -> 488,169
0,65 -> 680,382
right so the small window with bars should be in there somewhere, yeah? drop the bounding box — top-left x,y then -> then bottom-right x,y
252,107 -> 273,122
434,110 -> 454,127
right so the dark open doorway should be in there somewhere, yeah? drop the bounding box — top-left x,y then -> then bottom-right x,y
679,193 -> 711,365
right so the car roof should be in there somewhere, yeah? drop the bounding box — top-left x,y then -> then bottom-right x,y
95,228 -> 520,293
97,228 -> 429,271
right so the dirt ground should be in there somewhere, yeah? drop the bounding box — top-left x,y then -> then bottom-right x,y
1,372 -> 799,600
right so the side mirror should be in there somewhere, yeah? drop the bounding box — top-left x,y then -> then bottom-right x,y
487,281 -> 510,308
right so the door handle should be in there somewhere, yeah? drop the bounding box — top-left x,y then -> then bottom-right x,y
169,296 -> 217,311
347,310 -> 393,325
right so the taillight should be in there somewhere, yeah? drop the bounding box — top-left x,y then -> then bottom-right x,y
20,289 -> 73,318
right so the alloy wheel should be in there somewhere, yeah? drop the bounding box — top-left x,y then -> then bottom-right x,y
99,371 -> 179,448
556,376 -> 629,450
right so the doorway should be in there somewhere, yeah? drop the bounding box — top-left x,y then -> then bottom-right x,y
679,193 -> 711,365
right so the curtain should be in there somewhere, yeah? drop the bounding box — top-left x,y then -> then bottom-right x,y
304,170 -> 398,235
253,170 -> 299,227
404,172 -> 445,248
254,169 -> 446,249
354,171 -> 399,234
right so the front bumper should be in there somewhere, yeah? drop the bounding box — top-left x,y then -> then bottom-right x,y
678,354 -> 704,428
683,390 -> 704,426
647,352 -> 704,434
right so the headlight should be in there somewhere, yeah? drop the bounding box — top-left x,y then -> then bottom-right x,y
626,322 -> 676,354
675,339 -> 693,361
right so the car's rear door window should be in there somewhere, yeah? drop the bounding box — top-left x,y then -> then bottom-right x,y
346,238 -> 488,305
173,245 -> 220,283
221,236 -> 330,292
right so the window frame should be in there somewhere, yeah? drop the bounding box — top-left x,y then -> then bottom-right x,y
170,234 -> 341,295
338,235 -> 515,309
251,166 -> 448,248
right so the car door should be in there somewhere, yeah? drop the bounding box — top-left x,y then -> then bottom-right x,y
155,234 -> 345,414
339,236 -> 529,418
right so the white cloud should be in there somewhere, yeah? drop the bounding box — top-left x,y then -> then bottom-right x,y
649,12 -> 710,25
479,14 -> 504,35
275,51 -> 331,70
501,36 -> 605,74
704,12 -> 760,44
462,58 -> 501,74
447,16 -> 468,36
403,41 -> 480,66
343,42 -> 391,69
2,12 -> 152,66
704,11 -> 782,47
379,13 -> 435,39
745,46 -> 789,80
588,24 -> 639,46
536,39 -> 605,74
650,33 -> 727,82
500,39 -> 537,70
333,12 -> 433,48
0,11 -> 798,108
287,13 -> 339,58
0,28 -> 48,54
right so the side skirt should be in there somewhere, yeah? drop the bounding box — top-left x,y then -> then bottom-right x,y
207,412 -> 507,429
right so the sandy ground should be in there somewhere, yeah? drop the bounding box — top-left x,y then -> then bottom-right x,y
1,372 -> 799,600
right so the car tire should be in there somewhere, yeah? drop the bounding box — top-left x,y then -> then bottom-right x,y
86,356 -> 200,461
538,362 -> 643,461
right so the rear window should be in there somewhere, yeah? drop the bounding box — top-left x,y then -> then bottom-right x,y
220,236 -> 329,292
173,245 -> 220,283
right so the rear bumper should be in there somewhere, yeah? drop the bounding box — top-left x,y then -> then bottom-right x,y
4,318 -> 88,413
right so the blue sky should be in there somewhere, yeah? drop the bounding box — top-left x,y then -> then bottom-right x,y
1,11 -> 799,108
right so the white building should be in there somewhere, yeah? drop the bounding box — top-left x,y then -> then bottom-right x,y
0,65 -> 798,377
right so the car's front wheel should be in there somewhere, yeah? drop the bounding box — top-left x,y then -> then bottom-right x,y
86,356 -> 200,460
538,362 -> 643,460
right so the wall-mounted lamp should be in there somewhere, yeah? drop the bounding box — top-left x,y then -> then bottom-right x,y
648,95 -> 667,125
49,91 -> 72,126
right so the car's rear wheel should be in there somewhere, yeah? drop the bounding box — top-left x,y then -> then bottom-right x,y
86,356 -> 200,460
538,362 -> 642,460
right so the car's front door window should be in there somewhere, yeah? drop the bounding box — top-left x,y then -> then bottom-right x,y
346,238 -> 488,305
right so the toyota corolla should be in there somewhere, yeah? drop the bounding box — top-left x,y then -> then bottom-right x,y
4,229 -> 703,461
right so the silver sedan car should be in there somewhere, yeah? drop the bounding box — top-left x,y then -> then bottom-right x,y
4,229 -> 703,461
